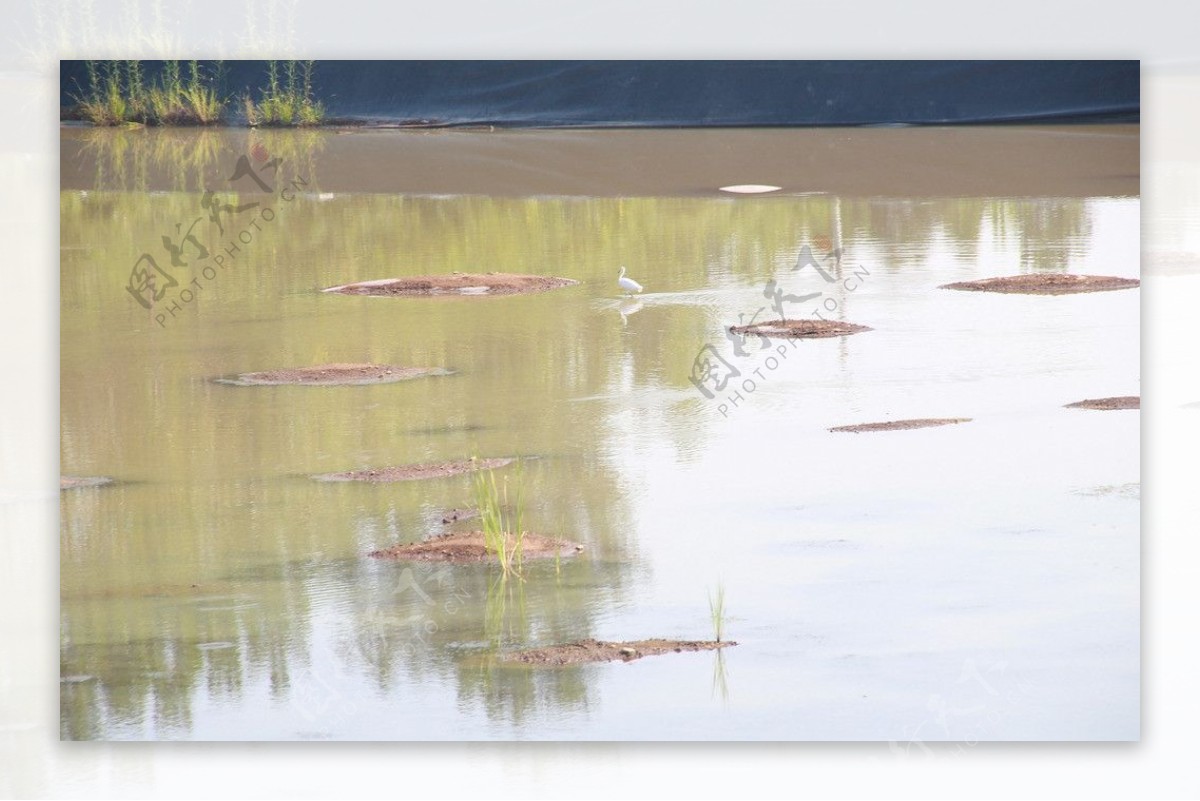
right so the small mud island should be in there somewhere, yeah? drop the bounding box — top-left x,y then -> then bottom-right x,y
729,319 -> 872,339
440,508 -> 479,525
939,274 -> 1139,295
312,457 -> 514,483
830,418 -> 972,433
503,638 -> 736,666
215,363 -> 453,387
60,476 -> 114,490
1065,396 -> 1140,410
369,531 -> 582,562
322,274 -> 579,297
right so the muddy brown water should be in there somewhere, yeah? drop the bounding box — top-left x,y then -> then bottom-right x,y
61,125 -> 1138,741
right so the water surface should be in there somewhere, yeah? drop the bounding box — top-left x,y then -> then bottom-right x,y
60,126 -> 1139,740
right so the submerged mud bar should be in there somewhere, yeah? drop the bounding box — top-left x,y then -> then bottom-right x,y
502,638 -> 737,666
322,274 -> 579,297
939,274 -> 1139,295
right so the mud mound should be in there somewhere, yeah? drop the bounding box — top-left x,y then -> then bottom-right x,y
322,274 -> 578,297
830,418 -> 971,433
728,319 -> 872,339
368,531 -> 582,563
215,363 -> 452,386
940,274 -> 1139,295
313,457 -> 513,483
504,638 -> 735,666
1065,396 -> 1139,410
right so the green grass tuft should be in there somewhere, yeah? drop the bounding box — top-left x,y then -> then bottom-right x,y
471,457 -> 527,580
708,583 -> 727,642
245,60 -> 325,127
74,59 -> 226,126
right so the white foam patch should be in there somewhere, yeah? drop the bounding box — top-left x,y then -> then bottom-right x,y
719,184 -> 782,194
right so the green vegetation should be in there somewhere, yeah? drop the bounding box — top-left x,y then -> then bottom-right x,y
708,583 -> 727,642
76,60 -> 136,126
76,60 -> 227,126
73,60 -> 325,127
244,60 -> 325,127
148,60 -> 225,125
471,457 -> 527,580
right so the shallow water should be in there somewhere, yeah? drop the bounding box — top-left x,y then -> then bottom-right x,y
60,126 -> 1138,741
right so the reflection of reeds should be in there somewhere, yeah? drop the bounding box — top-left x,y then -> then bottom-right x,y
711,649 -> 730,702
77,127 -> 224,192
484,574 -> 527,649
71,127 -> 326,192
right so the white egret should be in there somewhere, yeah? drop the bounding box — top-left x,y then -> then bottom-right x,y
617,266 -> 643,296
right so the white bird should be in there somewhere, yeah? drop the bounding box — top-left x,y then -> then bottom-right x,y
617,266 -> 643,296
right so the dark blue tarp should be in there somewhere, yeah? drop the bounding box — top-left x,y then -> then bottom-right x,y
60,60 -> 1139,127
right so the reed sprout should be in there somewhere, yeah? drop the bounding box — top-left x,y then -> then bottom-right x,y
471,457 -> 527,580
245,60 -> 325,126
71,60 -> 329,127
708,583 -> 727,642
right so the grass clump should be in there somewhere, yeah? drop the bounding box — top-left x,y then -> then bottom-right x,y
76,60 -> 137,126
471,457 -> 527,580
708,583 -> 727,642
146,60 -> 226,125
245,60 -> 325,127
75,60 -> 226,126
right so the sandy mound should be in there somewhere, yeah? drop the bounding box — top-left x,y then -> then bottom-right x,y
830,418 -> 972,433
215,363 -> 453,386
368,531 -> 582,563
503,638 -> 735,666
1065,396 -> 1139,410
728,319 -> 872,339
322,274 -> 579,297
940,274 -> 1139,295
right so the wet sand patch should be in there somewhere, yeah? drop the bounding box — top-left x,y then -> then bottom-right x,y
939,274 -> 1139,295
215,363 -> 453,386
368,531 -> 582,562
312,457 -> 514,483
61,476 -> 114,490
728,319 -> 872,339
1065,396 -> 1139,410
830,418 -> 972,433
322,273 -> 579,297
503,638 -> 735,666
